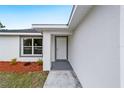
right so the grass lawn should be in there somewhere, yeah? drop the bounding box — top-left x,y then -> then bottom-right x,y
0,71 -> 48,88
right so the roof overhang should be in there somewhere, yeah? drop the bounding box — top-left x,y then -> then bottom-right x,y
0,29 -> 42,35
68,5 -> 92,31
0,32 -> 42,36
32,5 -> 93,32
32,24 -> 68,31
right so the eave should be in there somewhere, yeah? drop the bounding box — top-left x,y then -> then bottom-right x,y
32,5 -> 93,32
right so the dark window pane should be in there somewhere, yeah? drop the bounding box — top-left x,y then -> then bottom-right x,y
23,47 -> 32,54
34,39 -> 42,46
34,47 -> 42,54
23,39 -> 32,46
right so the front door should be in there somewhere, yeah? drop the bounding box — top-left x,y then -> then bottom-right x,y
55,36 -> 68,60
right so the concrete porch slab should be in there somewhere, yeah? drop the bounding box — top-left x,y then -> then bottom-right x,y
43,71 -> 82,88
51,61 -> 73,70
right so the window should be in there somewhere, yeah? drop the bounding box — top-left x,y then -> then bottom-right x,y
21,37 -> 42,56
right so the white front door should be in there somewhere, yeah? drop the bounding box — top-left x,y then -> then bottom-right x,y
56,36 -> 67,60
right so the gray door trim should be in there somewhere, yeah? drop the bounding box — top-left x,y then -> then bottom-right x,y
55,36 -> 68,61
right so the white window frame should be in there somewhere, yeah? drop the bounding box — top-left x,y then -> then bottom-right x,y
20,36 -> 43,57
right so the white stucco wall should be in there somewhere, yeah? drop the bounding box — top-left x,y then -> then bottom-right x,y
120,5 -> 124,88
68,6 -> 120,88
0,35 -> 42,62
43,32 -> 51,70
51,35 -> 55,62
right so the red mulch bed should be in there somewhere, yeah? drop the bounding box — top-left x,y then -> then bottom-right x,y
0,61 -> 43,73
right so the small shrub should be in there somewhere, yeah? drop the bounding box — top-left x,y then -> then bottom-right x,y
10,58 -> 17,65
36,59 -> 43,65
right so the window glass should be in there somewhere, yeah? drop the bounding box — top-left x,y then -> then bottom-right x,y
22,37 -> 42,56
23,47 -> 32,54
34,39 -> 42,46
34,47 -> 42,54
23,38 -> 32,46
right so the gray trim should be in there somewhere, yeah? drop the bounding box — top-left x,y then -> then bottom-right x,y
0,29 -> 41,33
55,36 -> 57,60
20,35 -> 42,38
55,59 -> 68,62
67,36 -> 68,59
19,36 -> 21,57
32,24 -> 68,26
19,35 -> 43,57
20,55 -> 42,57
55,36 -> 68,61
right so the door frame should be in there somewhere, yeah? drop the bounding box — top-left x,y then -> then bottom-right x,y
55,36 -> 68,61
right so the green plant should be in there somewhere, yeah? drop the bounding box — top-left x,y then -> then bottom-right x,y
10,58 -> 17,65
36,59 -> 43,65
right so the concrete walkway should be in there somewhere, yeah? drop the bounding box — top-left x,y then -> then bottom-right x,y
43,71 -> 82,88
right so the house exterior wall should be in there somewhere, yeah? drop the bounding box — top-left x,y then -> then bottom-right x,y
43,32 -> 51,70
68,6 -> 120,88
120,5 -> 124,88
51,35 -> 55,62
0,35 -> 42,62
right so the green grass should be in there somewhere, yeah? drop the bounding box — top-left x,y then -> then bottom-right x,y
0,71 -> 49,88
